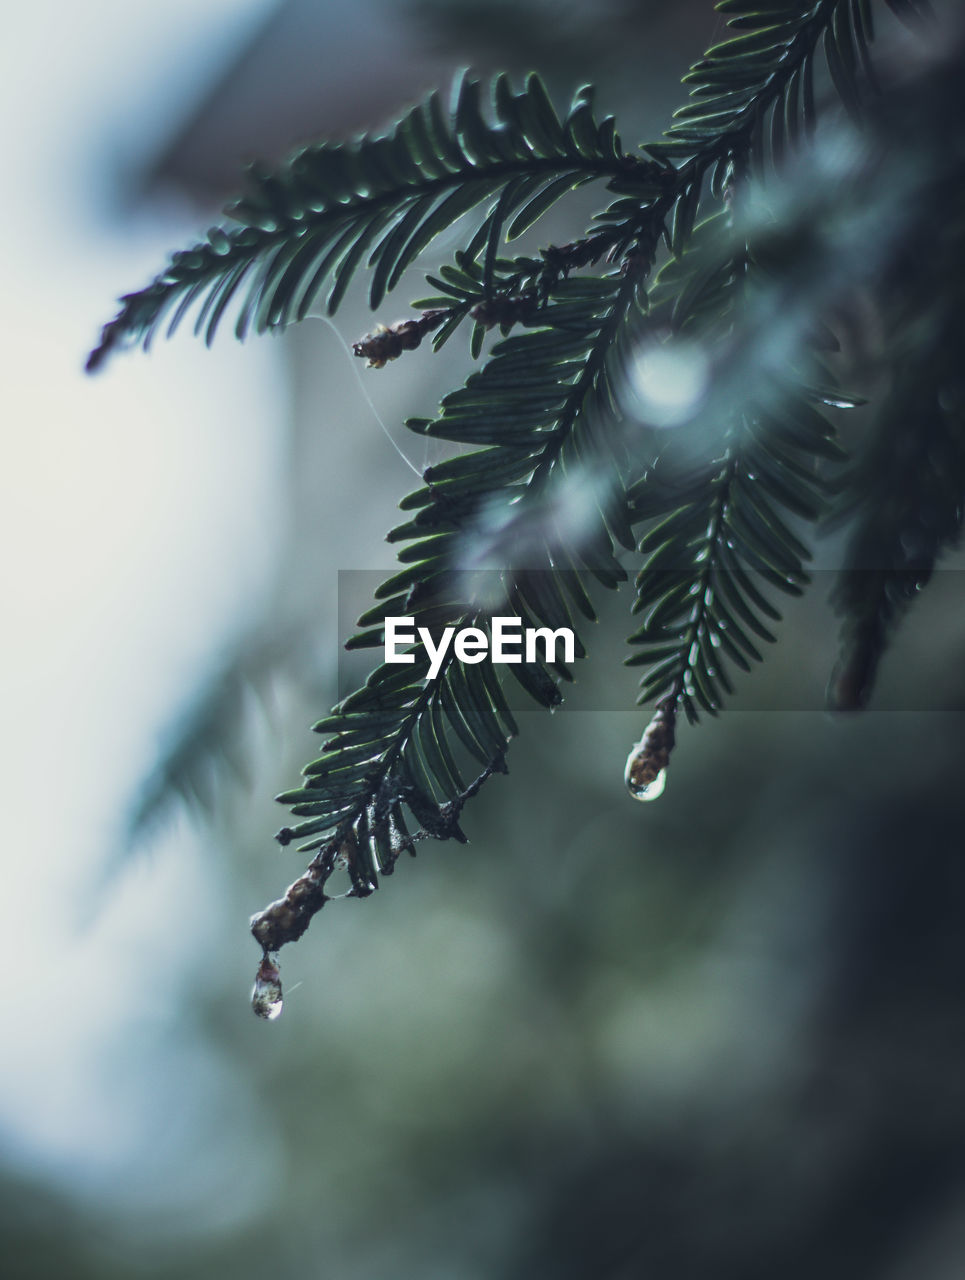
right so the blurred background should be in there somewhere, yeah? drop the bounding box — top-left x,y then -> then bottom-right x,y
3,1 -> 965,1276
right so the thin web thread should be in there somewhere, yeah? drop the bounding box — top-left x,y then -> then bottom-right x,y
308,314 -> 423,478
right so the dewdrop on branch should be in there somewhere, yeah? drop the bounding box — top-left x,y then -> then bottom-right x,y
251,953 -> 283,1021
629,763 -> 667,802
625,695 -> 676,802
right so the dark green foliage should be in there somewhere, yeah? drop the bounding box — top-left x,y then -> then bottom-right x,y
88,1 -> 965,980
623,206 -> 845,722
280,267 -> 633,855
827,44 -> 965,707
86,74 -> 661,370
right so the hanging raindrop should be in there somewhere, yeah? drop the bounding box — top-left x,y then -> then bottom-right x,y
252,953 -> 283,1021
625,695 -> 676,802
627,765 -> 667,802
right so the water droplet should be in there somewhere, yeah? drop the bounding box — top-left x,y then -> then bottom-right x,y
252,954 -> 283,1021
625,696 -> 676,803
627,765 -> 666,802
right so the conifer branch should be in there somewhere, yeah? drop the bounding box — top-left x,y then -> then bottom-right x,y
83,1 -> 964,1014
87,75 -> 661,371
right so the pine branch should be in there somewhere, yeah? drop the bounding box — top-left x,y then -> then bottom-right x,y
82,0 -> 964,1016
87,75 -> 663,371
653,0 -> 885,170
251,750 -> 506,977
619,0 -> 952,732
271,270 -> 638,856
627,390 -> 836,723
830,320 -> 965,710
254,263 -> 651,963
828,51 -> 965,707
622,170 -> 851,729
